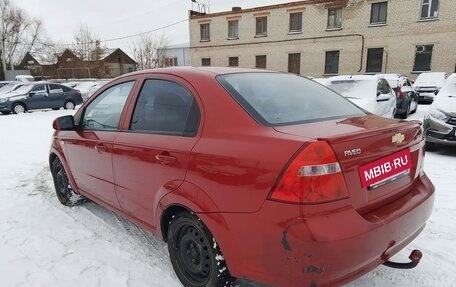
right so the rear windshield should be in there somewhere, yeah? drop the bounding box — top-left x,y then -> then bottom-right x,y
217,73 -> 365,126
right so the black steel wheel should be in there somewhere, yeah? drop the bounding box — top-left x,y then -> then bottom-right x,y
167,212 -> 234,287
51,158 -> 83,206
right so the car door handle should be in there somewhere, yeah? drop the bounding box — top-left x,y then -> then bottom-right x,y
95,143 -> 108,153
155,154 -> 176,165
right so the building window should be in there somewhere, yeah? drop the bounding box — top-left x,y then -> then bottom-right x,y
325,51 -> 340,74
256,17 -> 267,36
288,53 -> 301,74
420,0 -> 439,19
200,23 -> 210,41
256,55 -> 267,69
366,48 -> 384,73
165,57 -> 178,67
201,58 -> 211,66
289,12 -> 303,32
327,8 -> 342,29
228,20 -> 239,39
370,2 -> 388,24
413,45 -> 433,71
229,57 -> 239,67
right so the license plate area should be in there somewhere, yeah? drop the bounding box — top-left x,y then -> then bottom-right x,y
359,148 -> 413,190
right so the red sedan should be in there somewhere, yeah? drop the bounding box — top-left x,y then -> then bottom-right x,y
49,67 -> 434,287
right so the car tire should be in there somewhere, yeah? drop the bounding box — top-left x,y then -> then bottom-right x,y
1,111 -> 11,115
51,157 -> 83,206
52,107 -> 60,110
410,100 -> 418,114
167,212 -> 234,287
12,103 -> 26,114
64,100 -> 75,110
425,141 -> 438,151
400,103 -> 410,119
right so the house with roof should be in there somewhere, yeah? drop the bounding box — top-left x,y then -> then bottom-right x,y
17,48 -> 137,79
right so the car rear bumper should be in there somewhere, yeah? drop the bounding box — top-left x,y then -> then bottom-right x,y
424,116 -> 456,146
201,174 -> 435,287
416,92 -> 435,103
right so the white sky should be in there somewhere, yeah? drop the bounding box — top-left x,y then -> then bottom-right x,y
13,0 -> 291,56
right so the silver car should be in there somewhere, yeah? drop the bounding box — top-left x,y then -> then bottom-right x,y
423,73 -> 456,149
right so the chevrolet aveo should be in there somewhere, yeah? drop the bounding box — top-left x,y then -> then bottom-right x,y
49,67 -> 435,287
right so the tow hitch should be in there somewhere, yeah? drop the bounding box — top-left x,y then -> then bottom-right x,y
383,249 -> 422,269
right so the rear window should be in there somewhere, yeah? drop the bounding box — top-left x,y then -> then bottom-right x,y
218,73 -> 365,126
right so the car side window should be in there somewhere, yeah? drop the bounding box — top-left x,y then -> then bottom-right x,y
378,79 -> 390,95
81,81 -> 134,131
31,84 -> 46,93
130,79 -> 200,136
48,84 -> 63,93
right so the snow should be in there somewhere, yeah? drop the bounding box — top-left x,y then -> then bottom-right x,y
0,105 -> 455,287
414,72 -> 447,88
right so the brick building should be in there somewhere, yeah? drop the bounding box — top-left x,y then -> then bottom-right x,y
189,0 -> 456,79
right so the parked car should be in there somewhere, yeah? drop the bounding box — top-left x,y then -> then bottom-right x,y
73,81 -> 104,102
423,73 -> 456,150
0,82 -> 24,94
49,67 -> 434,287
382,74 -> 418,119
413,72 -> 448,103
321,75 -> 396,118
0,82 -> 83,114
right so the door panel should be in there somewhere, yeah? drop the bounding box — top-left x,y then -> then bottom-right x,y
64,131 -> 120,208
112,134 -> 196,225
26,84 -> 48,110
47,84 -> 65,108
112,78 -> 201,226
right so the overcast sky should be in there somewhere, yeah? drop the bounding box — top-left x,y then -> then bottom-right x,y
13,0 -> 291,56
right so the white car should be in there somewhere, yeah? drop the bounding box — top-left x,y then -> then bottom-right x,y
423,73 -> 456,149
322,75 -> 396,118
413,72 -> 447,103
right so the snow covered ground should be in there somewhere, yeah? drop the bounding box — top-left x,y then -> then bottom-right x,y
0,105 -> 455,287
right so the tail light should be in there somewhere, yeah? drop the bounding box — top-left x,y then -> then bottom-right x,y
397,88 -> 405,99
269,141 -> 349,204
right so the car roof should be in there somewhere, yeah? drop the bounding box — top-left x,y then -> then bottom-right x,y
113,66 -> 274,81
328,74 -> 381,82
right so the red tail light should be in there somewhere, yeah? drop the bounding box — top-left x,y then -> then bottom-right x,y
397,88 -> 404,99
269,141 -> 349,204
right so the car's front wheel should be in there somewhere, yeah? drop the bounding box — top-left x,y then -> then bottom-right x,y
167,212 -> 234,287
12,103 -> 26,114
64,100 -> 75,110
51,157 -> 83,206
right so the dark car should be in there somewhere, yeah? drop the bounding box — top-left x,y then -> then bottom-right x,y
49,67 -> 434,287
383,74 -> 418,119
0,82 -> 83,114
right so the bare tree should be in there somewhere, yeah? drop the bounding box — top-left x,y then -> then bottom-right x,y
73,24 -> 100,61
0,0 -> 45,73
132,33 -> 168,70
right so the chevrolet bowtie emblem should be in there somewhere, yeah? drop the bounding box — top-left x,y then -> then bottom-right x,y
392,133 -> 405,144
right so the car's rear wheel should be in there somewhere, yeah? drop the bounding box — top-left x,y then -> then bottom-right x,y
167,212 -> 234,287
64,100 -> 75,110
12,103 -> 26,114
51,157 -> 83,206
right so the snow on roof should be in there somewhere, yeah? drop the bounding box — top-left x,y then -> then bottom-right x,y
415,72 -> 447,87
437,73 -> 456,97
328,74 -> 379,82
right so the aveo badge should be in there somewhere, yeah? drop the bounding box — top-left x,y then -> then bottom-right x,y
358,148 -> 413,189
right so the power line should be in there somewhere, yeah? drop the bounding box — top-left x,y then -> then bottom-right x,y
53,18 -> 189,47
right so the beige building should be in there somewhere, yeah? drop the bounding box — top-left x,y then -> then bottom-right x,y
189,0 -> 456,79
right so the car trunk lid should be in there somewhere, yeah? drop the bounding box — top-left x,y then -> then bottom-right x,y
274,115 -> 424,212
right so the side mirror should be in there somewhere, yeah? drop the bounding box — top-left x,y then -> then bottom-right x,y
434,90 -> 439,95
376,91 -> 381,97
53,115 -> 75,131
29,91 -> 35,97
377,93 -> 391,102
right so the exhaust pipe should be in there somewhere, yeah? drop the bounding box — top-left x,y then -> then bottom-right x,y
383,249 -> 422,269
